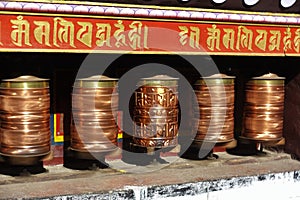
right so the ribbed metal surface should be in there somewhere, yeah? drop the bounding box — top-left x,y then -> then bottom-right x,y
194,74 -> 235,143
0,75 -> 50,156
133,75 -> 179,148
242,73 -> 285,141
71,75 -> 119,153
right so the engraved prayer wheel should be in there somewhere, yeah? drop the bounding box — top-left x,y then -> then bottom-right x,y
242,73 -> 285,141
71,75 -> 119,153
133,75 -> 179,148
194,74 -> 235,143
0,75 -> 51,159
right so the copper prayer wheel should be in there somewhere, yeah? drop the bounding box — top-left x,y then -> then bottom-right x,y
194,74 -> 235,143
242,73 -> 285,141
133,75 -> 179,148
0,75 -> 51,157
71,75 -> 119,153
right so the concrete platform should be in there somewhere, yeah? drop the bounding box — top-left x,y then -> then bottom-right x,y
0,150 -> 300,199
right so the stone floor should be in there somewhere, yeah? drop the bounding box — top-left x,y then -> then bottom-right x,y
0,149 -> 300,199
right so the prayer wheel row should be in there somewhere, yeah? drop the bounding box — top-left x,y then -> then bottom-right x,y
193,73 -> 285,144
0,73 -> 285,164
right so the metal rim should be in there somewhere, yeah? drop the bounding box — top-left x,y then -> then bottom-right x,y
138,75 -> 178,87
74,75 -> 118,88
0,76 -> 49,89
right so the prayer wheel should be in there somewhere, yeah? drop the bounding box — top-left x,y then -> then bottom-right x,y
133,75 -> 179,148
242,73 -> 285,141
0,75 -> 51,164
71,75 -> 119,154
194,74 -> 235,143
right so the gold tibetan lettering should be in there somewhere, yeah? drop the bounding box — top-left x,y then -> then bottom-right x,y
223,28 -> 235,50
33,21 -> 51,47
207,24 -> 220,51
128,21 -> 149,50
283,27 -> 292,51
95,23 -> 111,47
53,17 -> 75,48
143,25 -> 149,49
268,30 -> 281,51
178,26 -> 200,49
255,30 -> 268,51
236,26 -> 253,51
10,16 -> 32,47
179,26 -> 188,46
128,21 -> 142,50
77,22 -> 93,47
294,29 -> 300,53
114,20 -> 127,48
189,26 -> 200,49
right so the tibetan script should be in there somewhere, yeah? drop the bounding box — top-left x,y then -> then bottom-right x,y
0,13 -> 299,55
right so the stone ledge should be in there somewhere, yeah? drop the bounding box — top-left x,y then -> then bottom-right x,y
0,151 -> 300,199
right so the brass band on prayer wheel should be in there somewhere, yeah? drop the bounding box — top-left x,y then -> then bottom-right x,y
71,75 -> 119,153
194,73 -> 235,143
242,73 -> 285,141
0,75 -> 51,156
133,75 -> 179,148
0,75 -> 49,88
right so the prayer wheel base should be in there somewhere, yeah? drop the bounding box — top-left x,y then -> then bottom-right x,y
239,136 -> 285,156
239,136 -> 285,147
0,151 -> 51,166
68,147 -> 118,160
227,137 -> 285,157
130,142 -> 176,155
193,139 -> 237,147
181,139 -> 236,160
64,148 -> 111,170
0,160 -> 46,176
119,143 -> 174,165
